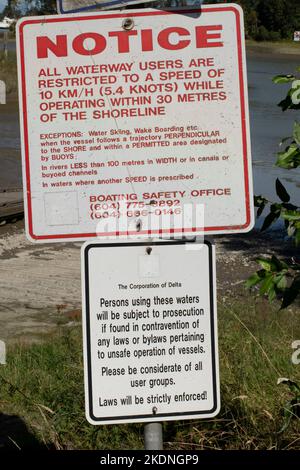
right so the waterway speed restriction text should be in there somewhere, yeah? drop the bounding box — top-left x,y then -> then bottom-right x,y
17,5 -> 253,242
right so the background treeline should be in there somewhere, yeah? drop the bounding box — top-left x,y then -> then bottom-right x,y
2,1 -> 56,17
1,0 -> 300,41
211,0 -> 300,40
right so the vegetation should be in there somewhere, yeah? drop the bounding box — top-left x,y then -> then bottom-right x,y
1,1 -> 56,18
210,1 -> 300,41
247,72 -> 300,310
0,298 -> 299,450
1,1 -> 300,42
245,0 -> 300,41
246,67 -> 299,430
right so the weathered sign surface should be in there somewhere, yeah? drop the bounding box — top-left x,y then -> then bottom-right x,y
82,240 -> 219,424
17,5 -> 253,242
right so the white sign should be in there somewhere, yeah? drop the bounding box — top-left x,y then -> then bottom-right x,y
57,0 -> 154,14
0,80 -> 5,104
17,5 -> 254,243
82,240 -> 219,425
0,340 -> 6,365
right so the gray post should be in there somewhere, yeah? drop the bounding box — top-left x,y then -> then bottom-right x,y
144,423 -> 163,450
3,31 -> 8,59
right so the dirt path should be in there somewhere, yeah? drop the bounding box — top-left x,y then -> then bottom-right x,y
0,222 -> 81,342
0,221 -> 297,343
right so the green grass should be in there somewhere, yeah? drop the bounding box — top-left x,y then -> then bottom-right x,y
246,39 -> 300,52
0,296 -> 300,450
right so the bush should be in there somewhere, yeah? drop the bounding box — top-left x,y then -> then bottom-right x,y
255,25 -> 271,41
268,31 -> 282,42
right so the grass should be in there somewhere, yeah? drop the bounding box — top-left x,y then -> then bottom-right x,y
246,39 -> 300,54
0,295 -> 299,450
246,39 -> 300,46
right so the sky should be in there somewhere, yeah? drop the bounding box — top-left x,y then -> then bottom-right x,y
0,0 -> 7,13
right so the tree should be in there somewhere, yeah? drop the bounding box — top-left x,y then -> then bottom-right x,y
1,0 -> 56,17
208,1 -> 300,40
257,0 -> 299,39
2,0 -> 22,18
24,1 -> 56,16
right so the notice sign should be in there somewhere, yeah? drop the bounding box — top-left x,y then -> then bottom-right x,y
82,240 -> 219,424
17,5 -> 253,242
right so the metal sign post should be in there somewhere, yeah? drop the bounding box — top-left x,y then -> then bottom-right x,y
3,30 -> 8,59
144,423 -> 163,450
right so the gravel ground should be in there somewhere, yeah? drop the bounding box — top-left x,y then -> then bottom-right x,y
0,218 -> 297,343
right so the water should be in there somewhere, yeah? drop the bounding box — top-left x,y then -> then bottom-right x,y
248,49 -> 300,205
0,47 -> 299,206
0,100 -> 21,189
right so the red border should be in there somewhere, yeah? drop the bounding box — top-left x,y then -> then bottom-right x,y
19,6 -> 252,241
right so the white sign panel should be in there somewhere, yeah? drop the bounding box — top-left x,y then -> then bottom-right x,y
0,80 -> 5,104
57,0 -> 154,14
17,5 -> 254,243
82,240 -> 219,424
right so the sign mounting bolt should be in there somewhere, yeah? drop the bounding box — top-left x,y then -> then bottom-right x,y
122,18 -> 134,31
136,219 -> 142,232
